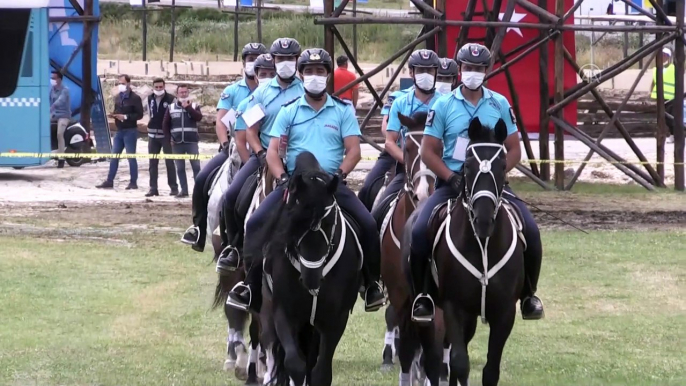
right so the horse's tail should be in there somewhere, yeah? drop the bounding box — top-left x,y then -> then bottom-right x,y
270,337 -> 289,385
211,273 -> 233,310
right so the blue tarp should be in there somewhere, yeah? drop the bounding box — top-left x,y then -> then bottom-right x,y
48,0 -> 100,119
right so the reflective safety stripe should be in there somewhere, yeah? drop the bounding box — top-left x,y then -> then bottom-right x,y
171,127 -> 198,133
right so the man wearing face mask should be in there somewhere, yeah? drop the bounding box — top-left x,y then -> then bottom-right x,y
50,71 -> 71,169
436,58 -> 458,94
379,49 -> 442,203
409,43 -> 545,323
144,78 -> 178,197
180,42 -> 266,251
97,74 -> 144,190
162,84 -> 203,197
215,37 -> 304,275
226,48 -> 386,313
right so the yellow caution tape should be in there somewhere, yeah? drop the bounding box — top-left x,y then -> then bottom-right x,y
0,152 -> 684,166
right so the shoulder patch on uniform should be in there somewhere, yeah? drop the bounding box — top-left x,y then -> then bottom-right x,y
220,93 -> 230,100
387,95 -> 396,105
509,107 -> 517,125
426,110 -> 435,126
282,96 -> 302,107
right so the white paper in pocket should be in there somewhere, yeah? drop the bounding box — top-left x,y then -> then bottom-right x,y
242,104 -> 266,128
220,108 -> 237,129
452,136 -> 470,162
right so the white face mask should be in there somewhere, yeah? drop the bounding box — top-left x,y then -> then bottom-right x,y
303,75 -> 327,94
414,73 -> 435,91
258,77 -> 273,86
118,84 -> 128,93
50,79 -> 57,87
276,61 -> 296,79
436,81 -> 452,94
461,71 -> 486,90
153,89 -> 165,96
178,97 -> 189,103
245,61 -> 255,76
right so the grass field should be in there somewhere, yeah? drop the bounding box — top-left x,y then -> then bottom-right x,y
1,228 -> 685,385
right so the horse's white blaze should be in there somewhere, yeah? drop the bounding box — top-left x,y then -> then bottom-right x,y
415,160 -> 431,202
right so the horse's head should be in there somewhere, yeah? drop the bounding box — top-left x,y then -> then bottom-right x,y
463,117 -> 508,239
286,151 -> 339,294
398,111 -> 436,202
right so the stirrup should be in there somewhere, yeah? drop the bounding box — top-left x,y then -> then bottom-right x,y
411,294 -> 435,323
180,225 -> 200,245
364,282 -> 387,311
217,246 -> 240,272
226,282 -> 251,311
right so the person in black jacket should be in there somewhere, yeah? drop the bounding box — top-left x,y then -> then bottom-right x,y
96,74 -> 144,190
145,78 -> 178,197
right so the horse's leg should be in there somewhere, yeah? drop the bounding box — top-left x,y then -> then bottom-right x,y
382,305 -> 397,371
443,301 -> 469,386
311,318 -> 347,386
440,339 -> 451,385
227,306 -> 249,380
274,307 -> 306,386
482,306 -> 516,386
417,324 -> 441,386
397,320 -> 418,386
245,316 -> 261,385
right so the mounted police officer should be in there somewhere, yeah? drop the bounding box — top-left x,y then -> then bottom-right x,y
215,37 -> 305,274
226,48 -> 386,313
436,57 -> 458,94
410,43 -> 545,323
378,49 -> 442,203
180,42 -> 266,251
162,84 -> 203,197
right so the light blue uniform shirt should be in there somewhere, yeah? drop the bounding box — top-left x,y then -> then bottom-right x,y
269,95 -> 361,175
380,89 -> 409,116
217,78 -> 253,112
387,89 -> 442,136
424,86 -> 518,173
234,98 -> 250,132
246,77 -> 304,149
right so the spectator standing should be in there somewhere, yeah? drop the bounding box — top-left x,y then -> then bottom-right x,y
163,84 -> 203,197
50,70 -> 71,169
96,74 -> 144,190
333,55 -> 359,115
144,78 -> 178,197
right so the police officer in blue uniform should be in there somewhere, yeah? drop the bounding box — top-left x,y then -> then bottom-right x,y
378,49 -> 442,203
410,43 -> 545,322
226,48 -> 386,313
357,88 -> 407,211
215,38 -> 305,274
233,54 -> 277,163
436,57 -> 458,95
181,42 -> 267,251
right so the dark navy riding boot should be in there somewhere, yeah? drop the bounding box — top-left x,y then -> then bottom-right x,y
504,186 -> 544,320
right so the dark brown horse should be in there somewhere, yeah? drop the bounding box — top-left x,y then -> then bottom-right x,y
212,164 -> 276,385
375,112 -> 450,385
428,117 -> 526,386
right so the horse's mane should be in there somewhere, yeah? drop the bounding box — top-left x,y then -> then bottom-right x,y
264,152 -> 335,257
410,111 -> 428,127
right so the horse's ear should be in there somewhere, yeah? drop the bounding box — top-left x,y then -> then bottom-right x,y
494,118 -> 508,143
327,174 -> 339,194
397,112 -> 413,128
468,117 -> 482,141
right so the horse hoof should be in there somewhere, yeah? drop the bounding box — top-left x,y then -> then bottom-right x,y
224,359 -> 236,371
235,366 -> 248,381
380,363 -> 394,372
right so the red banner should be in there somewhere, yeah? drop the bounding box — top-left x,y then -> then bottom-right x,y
445,1 -> 578,137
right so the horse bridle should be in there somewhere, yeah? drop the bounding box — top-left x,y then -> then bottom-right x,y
403,130 -> 436,207
463,143 -> 507,224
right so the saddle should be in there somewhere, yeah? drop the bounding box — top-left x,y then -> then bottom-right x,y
235,169 -> 260,222
371,191 -> 399,233
203,163 -> 223,200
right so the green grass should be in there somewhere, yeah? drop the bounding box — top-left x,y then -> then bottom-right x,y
1,230 -> 685,385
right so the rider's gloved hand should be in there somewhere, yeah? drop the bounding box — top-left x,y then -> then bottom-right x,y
256,149 -> 267,166
333,168 -> 347,185
277,172 -> 290,187
220,141 -> 230,155
448,172 -> 463,192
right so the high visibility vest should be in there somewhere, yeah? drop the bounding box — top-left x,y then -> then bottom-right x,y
651,64 -> 675,100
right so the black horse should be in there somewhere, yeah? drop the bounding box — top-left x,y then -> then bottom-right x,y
260,152 -> 363,386
415,117 -> 525,386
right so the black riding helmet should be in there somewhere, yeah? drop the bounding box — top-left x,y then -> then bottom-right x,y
254,53 -> 275,72
408,49 -> 440,69
242,43 -> 268,60
438,58 -> 458,77
297,48 -> 333,74
456,43 -> 491,67
269,38 -> 301,57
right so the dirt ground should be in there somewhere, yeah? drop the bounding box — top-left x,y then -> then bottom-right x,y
1,138 -> 684,235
